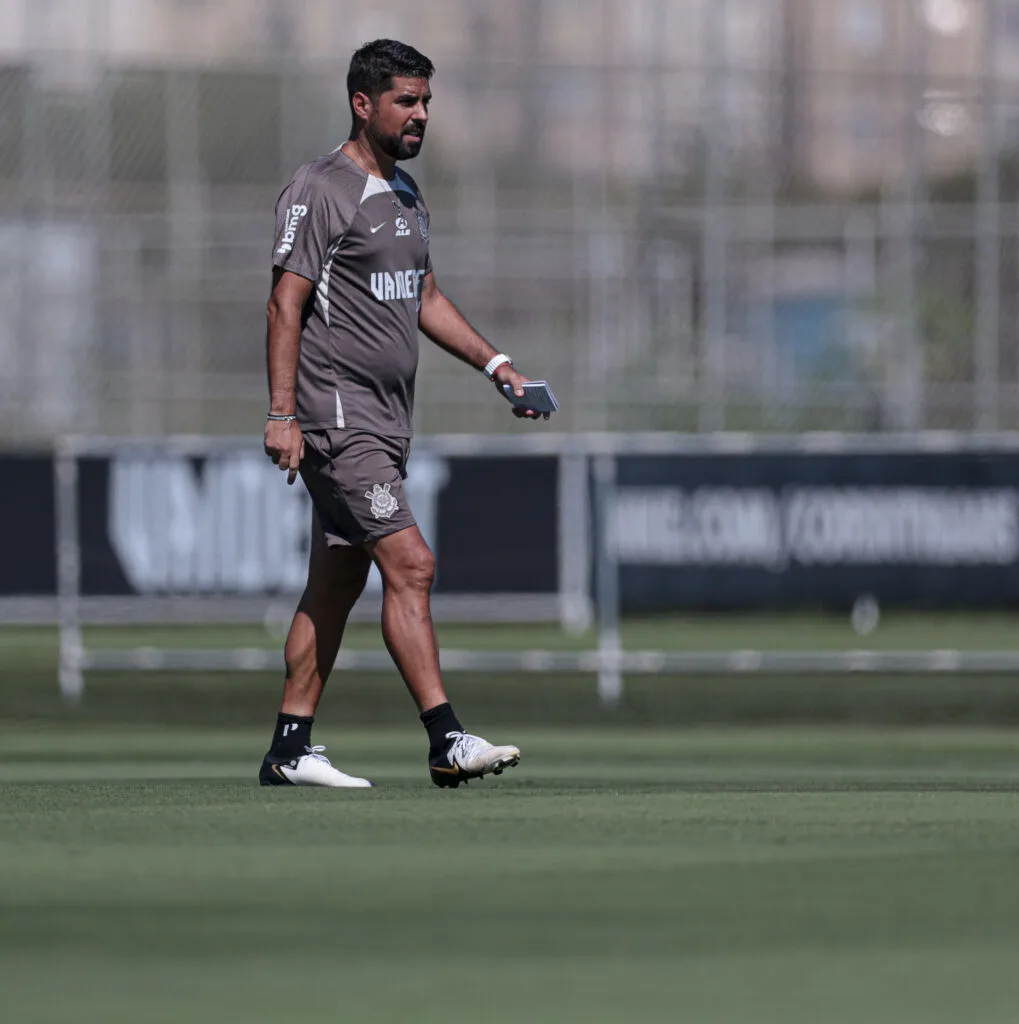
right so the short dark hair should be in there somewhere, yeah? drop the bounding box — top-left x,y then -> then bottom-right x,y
347,39 -> 434,120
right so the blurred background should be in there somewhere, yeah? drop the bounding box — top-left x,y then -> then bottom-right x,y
2,0 -> 1019,439
4,0 -> 1019,712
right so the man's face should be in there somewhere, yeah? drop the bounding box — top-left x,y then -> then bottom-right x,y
364,76 -> 431,161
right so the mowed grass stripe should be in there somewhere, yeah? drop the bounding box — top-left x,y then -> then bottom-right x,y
5,948 -> 1018,1024
6,610 -> 1019,660
7,724 -> 1019,758
4,761 -> 1019,790
3,727 -> 1019,1022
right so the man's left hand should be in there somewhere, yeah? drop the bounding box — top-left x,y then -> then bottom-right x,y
493,365 -> 551,421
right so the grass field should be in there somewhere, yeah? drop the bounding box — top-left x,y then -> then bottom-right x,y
3,727 -> 1019,1023
6,609 -> 1019,656
3,616 -> 1019,1022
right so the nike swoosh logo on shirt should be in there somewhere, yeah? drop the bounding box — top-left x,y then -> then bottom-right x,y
370,222 -> 386,233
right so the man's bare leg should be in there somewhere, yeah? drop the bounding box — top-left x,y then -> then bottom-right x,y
369,525 -> 520,787
259,515 -> 373,787
367,525 -> 447,712
281,516 -> 372,716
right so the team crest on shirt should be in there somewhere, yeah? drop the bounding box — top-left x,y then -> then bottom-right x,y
416,210 -> 429,241
366,482 -> 399,519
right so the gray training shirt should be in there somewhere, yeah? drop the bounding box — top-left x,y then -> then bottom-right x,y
272,149 -> 432,438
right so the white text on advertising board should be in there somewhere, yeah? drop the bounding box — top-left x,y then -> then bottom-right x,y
611,487 -> 1019,568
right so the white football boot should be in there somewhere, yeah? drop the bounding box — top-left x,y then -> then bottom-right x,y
429,731 -> 521,788
259,745 -> 373,788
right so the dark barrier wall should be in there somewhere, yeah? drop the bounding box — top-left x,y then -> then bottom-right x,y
612,452 -> 1019,610
6,448 -> 1019,611
0,451 -> 557,598
0,455 -> 56,594
435,457 -> 557,593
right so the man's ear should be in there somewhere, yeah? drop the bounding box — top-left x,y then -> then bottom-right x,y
351,91 -> 373,124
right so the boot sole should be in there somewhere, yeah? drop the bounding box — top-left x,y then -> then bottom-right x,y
430,751 -> 521,789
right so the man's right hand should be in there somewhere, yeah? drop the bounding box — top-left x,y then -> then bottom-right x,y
264,418 -> 305,485
492,364 -> 551,421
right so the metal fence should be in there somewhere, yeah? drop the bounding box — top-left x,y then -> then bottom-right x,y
2,0 -> 1019,440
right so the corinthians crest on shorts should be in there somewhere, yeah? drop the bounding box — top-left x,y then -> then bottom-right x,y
365,482 -> 399,520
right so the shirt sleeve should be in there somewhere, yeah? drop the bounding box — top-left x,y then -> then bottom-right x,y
272,169 -> 333,282
418,197 -> 432,276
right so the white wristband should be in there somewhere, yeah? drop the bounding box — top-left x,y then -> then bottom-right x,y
484,354 -> 513,380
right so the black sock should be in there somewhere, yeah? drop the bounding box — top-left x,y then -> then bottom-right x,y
420,702 -> 464,755
269,713 -> 313,760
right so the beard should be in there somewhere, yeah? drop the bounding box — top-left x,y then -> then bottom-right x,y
368,121 -> 425,162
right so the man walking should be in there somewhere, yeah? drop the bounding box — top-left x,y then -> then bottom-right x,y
260,39 -> 546,789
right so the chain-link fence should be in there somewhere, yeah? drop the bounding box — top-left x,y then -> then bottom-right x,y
1,0 -> 1018,441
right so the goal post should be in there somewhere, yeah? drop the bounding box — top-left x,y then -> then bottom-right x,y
55,435 -> 85,702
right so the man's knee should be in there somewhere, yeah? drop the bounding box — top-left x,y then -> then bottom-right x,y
384,542 -> 435,594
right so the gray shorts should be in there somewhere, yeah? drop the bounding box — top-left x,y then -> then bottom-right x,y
300,429 -> 417,547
